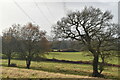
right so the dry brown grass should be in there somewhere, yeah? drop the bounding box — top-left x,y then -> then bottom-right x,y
1,67 -> 112,80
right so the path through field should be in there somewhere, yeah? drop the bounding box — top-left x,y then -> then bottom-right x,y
1,67 -> 112,80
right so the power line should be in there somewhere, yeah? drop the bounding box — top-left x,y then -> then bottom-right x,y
13,0 -> 36,23
63,2 -> 66,15
43,2 -> 56,19
63,2 -> 68,15
33,0 -> 52,25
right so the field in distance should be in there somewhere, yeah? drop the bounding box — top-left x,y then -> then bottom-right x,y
45,52 -> 118,65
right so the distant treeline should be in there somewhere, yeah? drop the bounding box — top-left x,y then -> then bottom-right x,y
50,40 -> 87,52
51,49 -> 80,52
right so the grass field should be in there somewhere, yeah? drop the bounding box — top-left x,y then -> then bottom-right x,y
1,67 -> 113,80
2,52 -> 118,65
45,52 -> 118,65
1,59 -> 119,79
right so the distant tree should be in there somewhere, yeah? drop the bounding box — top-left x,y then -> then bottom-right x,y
51,39 -> 83,51
51,40 -> 61,50
39,37 -> 50,52
2,26 -> 19,66
52,6 -> 117,77
18,23 -> 48,69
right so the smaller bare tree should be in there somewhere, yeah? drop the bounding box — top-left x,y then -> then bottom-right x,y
18,23 -> 48,69
2,26 -> 19,66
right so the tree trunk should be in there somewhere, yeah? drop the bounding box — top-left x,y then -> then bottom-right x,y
92,54 -> 101,77
99,56 -> 105,74
8,54 -> 11,67
8,57 -> 11,67
26,59 -> 31,69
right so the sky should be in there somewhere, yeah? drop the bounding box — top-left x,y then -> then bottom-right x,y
0,0 -> 119,36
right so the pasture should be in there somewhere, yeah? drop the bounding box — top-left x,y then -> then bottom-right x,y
1,67 -> 113,80
45,52 -> 118,65
1,58 -> 119,79
1,51 -> 119,79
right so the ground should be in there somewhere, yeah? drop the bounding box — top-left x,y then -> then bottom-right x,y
1,52 -> 119,79
1,67 -> 112,80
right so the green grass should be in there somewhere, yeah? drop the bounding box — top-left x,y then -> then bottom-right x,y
45,52 -> 119,65
1,51 -> 119,79
1,59 -> 119,79
1,51 -> 118,65
45,52 -> 93,61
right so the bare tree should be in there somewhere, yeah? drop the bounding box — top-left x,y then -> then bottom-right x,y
2,26 -> 19,66
52,6 -> 117,77
18,23 -> 47,69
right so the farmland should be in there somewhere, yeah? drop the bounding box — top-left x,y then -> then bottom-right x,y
1,67 -> 113,80
1,51 -> 119,79
45,52 -> 118,65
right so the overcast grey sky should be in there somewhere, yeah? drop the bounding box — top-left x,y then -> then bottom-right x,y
0,0 -> 119,36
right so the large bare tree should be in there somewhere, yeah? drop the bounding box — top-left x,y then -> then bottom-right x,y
52,7 -> 117,77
